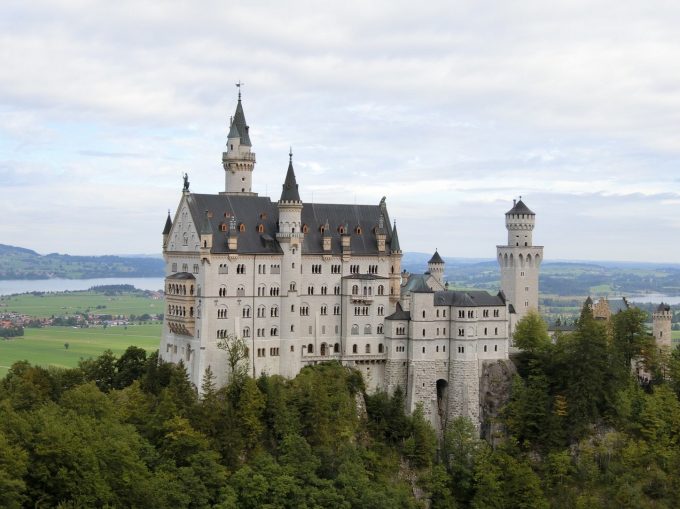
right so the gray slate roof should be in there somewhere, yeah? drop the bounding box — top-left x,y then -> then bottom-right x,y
386,302 -> 411,321
162,214 -> 172,235
280,158 -> 301,202
657,303 -> 671,312
167,272 -> 195,280
506,199 -> 534,215
402,274 -> 433,294
433,290 -> 506,307
390,223 -> 401,252
428,250 -> 444,264
608,298 -> 630,314
182,193 -> 397,256
231,98 -> 251,146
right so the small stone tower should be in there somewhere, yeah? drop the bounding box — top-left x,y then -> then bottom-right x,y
653,303 -> 672,350
497,198 -> 543,328
277,150 -> 304,377
427,250 -> 445,285
222,90 -> 257,195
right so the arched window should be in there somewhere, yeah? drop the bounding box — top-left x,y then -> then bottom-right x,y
302,224 -> 309,233
334,343 -> 340,353
307,343 -> 314,354
352,285 -> 358,295
364,324 -> 372,334
365,344 -> 371,353
378,343 -> 384,353
351,324 -> 359,335
378,285 -> 384,295
257,224 -> 264,233
352,344 -> 358,353
239,223 -> 246,232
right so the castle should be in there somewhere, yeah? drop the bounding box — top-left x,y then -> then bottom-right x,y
159,93 -> 542,429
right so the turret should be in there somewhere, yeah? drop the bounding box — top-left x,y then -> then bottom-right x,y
505,198 -> 535,247
222,89 -> 257,195
276,150 -> 304,378
389,221 -> 402,304
653,303 -> 672,350
162,211 -> 172,251
427,250 -> 445,285
199,210 -> 213,259
497,197 -> 543,327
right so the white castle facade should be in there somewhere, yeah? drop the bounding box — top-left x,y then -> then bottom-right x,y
159,94 -> 542,428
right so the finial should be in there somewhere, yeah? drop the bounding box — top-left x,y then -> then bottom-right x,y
519,195 -> 522,201
235,80 -> 244,100
289,146 -> 293,162
167,209 -> 170,215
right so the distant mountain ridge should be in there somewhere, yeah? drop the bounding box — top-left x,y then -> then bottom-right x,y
0,244 -> 164,280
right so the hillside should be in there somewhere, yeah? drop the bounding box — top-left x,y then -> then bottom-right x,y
0,244 -> 164,280
403,252 -> 680,297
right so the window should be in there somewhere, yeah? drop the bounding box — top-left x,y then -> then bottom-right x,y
308,286 -> 314,295
493,309 -> 500,317
334,343 -> 340,353
484,345 -> 487,352
494,345 -> 498,352
377,324 -> 383,334
171,262 -> 178,272
270,327 -> 278,336
182,263 -> 188,272
193,264 -> 199,274
378,305 -> 384,316
364,324 -> 372,334
352,344 -> 358,353
422,310 -> 426,318
494,327 -> 498,335
467,310 -> 474,318
270,306 -> 279,317
218,307 -> 228,319
242,327 -> 250,338
308,326 -> 313,334
483,310 -> 489,318
257,224 -> 264,233
270,286 -> 280,296
237,286 -> 245,296
377,284 -> 384,295
334,285 -> 341,295
219,286 -> 227,297
458,310 -> 465,318
378,343 -> 384,353
321,285 -> 327,295
300,306 -> 309,316
352,285 -> 359,295
242,306 -> 251,318
365,344 -> 371,353
321,305 -> 327,315
422,347 -> 426,353
290,282 -> 296,291
351,324 -> 359,335
331,264 -> 341,274
422,329 -> 426,337
334,305 -> 340,315
239,223 -> 245,232
458,328 -> 464,337
307,343 -> 314,354
443,309 -> 446,318
436,310 -> 440,317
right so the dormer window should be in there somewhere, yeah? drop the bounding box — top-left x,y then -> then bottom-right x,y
355,226 -> 362,234
259,212 -> 267,219
302,224 -> 309,234
320,225 -> 325,234
257,224 -> 264,233
239,223 -> 246,232
338,226 -> 345,234
220,223 -> 228,232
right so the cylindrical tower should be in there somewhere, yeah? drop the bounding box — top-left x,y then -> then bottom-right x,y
653,303 -> 672,350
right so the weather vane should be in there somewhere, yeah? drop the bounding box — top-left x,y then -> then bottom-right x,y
236,80 -> 244,99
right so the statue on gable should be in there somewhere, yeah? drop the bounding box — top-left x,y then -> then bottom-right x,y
183,173 -> 190,191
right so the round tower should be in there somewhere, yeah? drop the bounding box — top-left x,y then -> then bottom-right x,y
496,198 -> 543,329
427,250 -> 445,285
276,150 -> 304,377
222,89 -> 257,195
653,303 -> 672,350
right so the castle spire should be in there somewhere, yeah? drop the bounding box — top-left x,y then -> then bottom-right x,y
280,149 -> 301,202
390,221 -> 401,252
222,88 -> 256,194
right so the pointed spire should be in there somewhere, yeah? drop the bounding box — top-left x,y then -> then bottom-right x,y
200,210 -> 213,235
227,115 -> 240,139
390,221 -> 401,252
280,150 -> 301,202
428,249 -> 444,264
230,89 -> 251,146
162,210 -> 172,234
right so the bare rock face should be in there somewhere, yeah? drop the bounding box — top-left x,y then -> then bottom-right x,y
480,359 -> 516,444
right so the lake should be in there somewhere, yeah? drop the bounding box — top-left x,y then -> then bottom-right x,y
627,293 -> 680,305
0,277 -> 166,296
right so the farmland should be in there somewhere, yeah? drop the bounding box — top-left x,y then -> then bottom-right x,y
0,323 -> 161,377
0,290 -> 162,318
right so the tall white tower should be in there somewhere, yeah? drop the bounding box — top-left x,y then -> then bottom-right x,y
277,151 -> 304,377
497,198 -> 543,328
222,90 -> 257,195
653,303 -> 672,350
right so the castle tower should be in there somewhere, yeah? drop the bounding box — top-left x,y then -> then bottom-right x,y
427,250 -> 445,285
653,303 -> 672,350
222,90 -> 257,195
496,198 -> 543,328
389,221 -> 402,306
277,150 -> 304,377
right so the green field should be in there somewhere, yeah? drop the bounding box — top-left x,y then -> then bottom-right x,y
0,324 -> 162,377
0,291 -> 162,318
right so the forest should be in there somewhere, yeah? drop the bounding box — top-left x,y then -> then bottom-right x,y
2,305 -> 680,508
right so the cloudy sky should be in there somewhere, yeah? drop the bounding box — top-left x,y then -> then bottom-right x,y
1,1 -> 680,263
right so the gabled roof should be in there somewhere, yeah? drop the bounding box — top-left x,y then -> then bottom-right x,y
231,98 -> 251,146
428,250 -> 444,264
402,274 -> 433,293
506,199 -> 534,215
386,302 -> 411,321
433,290 -> 506,307
167,272 -> 195,280
280,157 -> 301,202
162,213 -> 172,235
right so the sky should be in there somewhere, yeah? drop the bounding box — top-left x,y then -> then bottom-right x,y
1,1 -> 680,263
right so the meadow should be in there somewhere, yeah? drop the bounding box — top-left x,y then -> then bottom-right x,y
0,291 -> 162,318
0,323 -> 162,377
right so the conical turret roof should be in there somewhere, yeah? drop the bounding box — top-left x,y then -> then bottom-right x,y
428,250 -> 444,264
280,153 -> 301,202
390,222 -> 401,252
162,212 -> 172,235
506,199 -> 534,215
231,97 -> 251,146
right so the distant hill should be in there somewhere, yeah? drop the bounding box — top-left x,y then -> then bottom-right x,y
402,252 -> 680,297
0,244 -> 164,280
